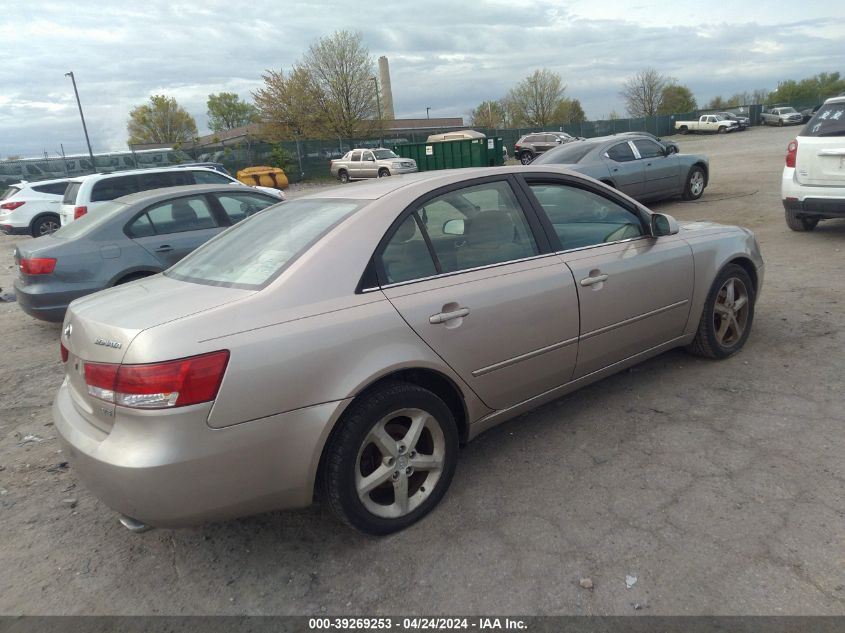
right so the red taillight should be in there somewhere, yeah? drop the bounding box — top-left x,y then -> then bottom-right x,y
60,342 -> 69,363
0,201 -> 25,210
19,257 -> 57,275
84,350 -> 229,409
73,206 -> 88,219
786,139 -> 798,167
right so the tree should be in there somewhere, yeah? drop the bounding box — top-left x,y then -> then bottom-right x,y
127,95 -> 197,145
621,68 -> 667,117
506,69 -> 566,126
769,72 -> 845,104
469,100 -> 506,128
206,92 -> 259,132
705,95 -> 728,110
552,98 -> 586,123
254,30 -> 379,140
659,83 -> 697,114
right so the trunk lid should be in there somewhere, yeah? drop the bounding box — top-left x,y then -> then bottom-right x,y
61,274 -> 254,433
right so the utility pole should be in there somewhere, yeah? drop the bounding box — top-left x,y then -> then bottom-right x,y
65,71 -> 96,170
426,107 -> 431,119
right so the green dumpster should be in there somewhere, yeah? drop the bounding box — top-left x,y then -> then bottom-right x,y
392,137 -> 504,172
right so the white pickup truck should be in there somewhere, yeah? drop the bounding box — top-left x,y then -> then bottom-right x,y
675,114 -> 739,134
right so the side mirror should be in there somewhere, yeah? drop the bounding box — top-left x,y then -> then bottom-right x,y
443,218 -> 465,236
652,213 -> 680,237
665,144 -> 678,155
556,138 -> 563,144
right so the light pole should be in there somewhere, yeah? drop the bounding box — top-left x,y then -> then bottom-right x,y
65,71 -> 95,170
426,107 -> 431,119
371,76 -> 383,147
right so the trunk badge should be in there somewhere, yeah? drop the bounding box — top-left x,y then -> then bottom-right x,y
95,338 -> 122,349
63,324 -> 72,339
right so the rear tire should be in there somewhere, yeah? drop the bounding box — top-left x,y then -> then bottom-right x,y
679,126 -> 688,135
686,264 -> 755,360
321,382 -> 459,535
338,170 -> 350,183
785,209 -> 819,231
31,214 -> 60,237
519,151 -> 534,165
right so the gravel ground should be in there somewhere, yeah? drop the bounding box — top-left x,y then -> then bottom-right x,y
1,125 -> 843,615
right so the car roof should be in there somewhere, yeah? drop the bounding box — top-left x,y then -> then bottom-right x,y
66,166 -> 225,184
113,183 -> 275,206
823,95 -> 845,104
300,165 -> 605,201
8,177 -> 72,188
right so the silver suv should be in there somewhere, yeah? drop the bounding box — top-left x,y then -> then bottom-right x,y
781,95 -> 845,231
330,148 -> 417,183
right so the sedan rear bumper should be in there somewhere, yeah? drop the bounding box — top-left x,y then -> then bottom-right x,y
13,279 -> 102,322
53,380 -> 349,527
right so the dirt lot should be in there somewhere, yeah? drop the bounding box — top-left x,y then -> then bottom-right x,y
1,126 -> 843,615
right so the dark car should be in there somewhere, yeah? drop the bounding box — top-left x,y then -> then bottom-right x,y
514,132 -> 576,164
715,112 -> 750,129
13,184 -> 280,321
801,104 -> 822,123
531,133 -> 709,203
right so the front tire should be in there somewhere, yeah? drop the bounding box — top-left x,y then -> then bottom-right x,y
31,214 -> 60,237
378,168 -> 390,178
785,209 -> 819,231
682,166 -> 706,200
321,382 -> 459,535
687,264 -> 755,360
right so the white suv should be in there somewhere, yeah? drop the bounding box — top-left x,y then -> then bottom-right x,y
782,96 -> 845,231
59,167 -> 284,225
0,178 -> 70,236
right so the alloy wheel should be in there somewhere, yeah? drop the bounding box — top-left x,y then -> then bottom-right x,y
354,407 -> 445,519
713,277 -> 749,347
690,171 -> 705,197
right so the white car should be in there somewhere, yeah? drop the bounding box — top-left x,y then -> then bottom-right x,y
781,95 -> 845,231
59,167 -> 284,225
0,178 -> 70,236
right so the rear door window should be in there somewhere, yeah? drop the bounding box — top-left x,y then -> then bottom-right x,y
32,182 -> 70,196
351,151 -> 362,162
606,142 -> 636,162
805,103 -> 845,137
138,170 -> 193,190
139,195 -> 219,234
91,175 -> 140,202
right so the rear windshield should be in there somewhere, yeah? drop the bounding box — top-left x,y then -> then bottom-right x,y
52,202 -> 126,240
166,199 -> 364,290
804,102 -> 845,137
1,186 -> 20,201
531,142 -> 595,165
63,182 -> 82,204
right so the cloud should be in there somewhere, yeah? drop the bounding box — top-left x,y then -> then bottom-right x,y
1,0 -> 843,156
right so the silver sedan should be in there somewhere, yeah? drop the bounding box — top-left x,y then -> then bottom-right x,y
532,133 -> 709,202
54,166 -> 763,535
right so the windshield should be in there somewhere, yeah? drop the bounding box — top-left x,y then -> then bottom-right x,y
804,102 -> 845,137
166,198 -> 364,290
52,202 -> 126,239
531,142 -> 594,165
374,150 -> 399,159
1,186 -> 20,201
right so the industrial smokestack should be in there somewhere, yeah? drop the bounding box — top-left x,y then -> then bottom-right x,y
378,56 -> 395,120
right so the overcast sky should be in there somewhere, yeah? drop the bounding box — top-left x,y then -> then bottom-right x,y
2,0 -> 844,158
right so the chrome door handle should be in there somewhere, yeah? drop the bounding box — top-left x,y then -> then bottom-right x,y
580,274 -> 608,287
154,245 -> 173,253
429,307 -> 470,324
